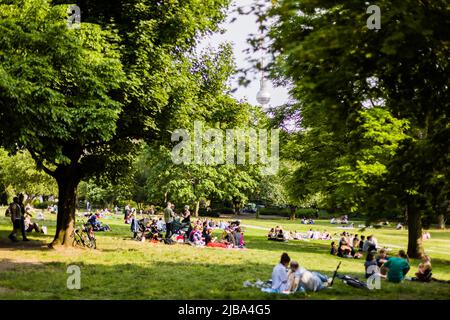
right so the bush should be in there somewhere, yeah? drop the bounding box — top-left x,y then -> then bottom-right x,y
295,208 -> 317,218
258,207 -> 290,217
35,201 -> 53,210
199,207 -> 233,217
214,207 -> 234,215
116,200 -> 138,209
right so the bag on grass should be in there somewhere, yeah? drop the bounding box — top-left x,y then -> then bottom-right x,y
337,274 -> 368,289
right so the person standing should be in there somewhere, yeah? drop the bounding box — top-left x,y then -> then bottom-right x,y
164,201 -> 176,240
124,204 -> 130,224
8,196 -> 29,242
18,194 -> 29,241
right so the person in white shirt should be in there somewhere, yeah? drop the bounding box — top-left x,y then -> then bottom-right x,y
271,253 -> 291,293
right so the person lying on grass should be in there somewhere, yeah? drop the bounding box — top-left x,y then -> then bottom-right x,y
283,260 -> 331,293
380,250 -> 410,283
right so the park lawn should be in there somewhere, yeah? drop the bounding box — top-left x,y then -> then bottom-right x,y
0,211 -> 449,300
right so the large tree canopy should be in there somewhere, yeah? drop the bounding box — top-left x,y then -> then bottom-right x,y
0,149 -> 57,203
266,0 -> 450,257
0,0 -> 231,247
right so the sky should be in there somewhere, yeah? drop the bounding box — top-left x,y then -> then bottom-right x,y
199,0 -> 291,108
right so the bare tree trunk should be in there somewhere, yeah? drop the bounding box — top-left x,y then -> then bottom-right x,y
194,200 -> 200,217
437,213 -> 446,229
289,205 -> 296,221
407,204 -> 424,259
50,170 -> 80,248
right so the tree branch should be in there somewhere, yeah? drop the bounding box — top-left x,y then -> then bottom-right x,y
28,149 -> 57,178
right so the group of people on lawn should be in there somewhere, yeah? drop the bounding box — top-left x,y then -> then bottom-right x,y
268,226 -> 332,242
364,249 -> 433,283
130,201 -> 245,249
267,248 -> 435,295
330,232 -> 377,259
268,252 -> 332,294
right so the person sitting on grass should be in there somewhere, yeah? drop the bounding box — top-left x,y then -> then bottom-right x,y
203,227 -> 215,245
284,261 -> 302,293
88,213 -> 111,232
363,235 -> 377,252
381,250 -> 410,283
271,253 -> 290,293
268,228 -> 276,240
422,231 -> 431,240
189,225 -> 205,247
236,228 -> 245,248
24,210 -> 43,234
338,236 -> 352,258
222,227 -> 237,247
296,265 -> 331,292
330,241 -> 338,255
411,255 -> 432,282
364,252 -> 381,279
376,248 -> 390,268
353,234 -> 360,248
277,229 -> 286,241
359,235 -> 365,251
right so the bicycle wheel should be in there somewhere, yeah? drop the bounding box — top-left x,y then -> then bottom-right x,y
72,229 -> 82,247
89,238 -> 96,249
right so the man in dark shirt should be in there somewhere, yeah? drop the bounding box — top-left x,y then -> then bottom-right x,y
8,195 -> 29,242
164,202 -> 176,240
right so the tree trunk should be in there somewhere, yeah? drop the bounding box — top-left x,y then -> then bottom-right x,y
437,213 -> 446,230
289,206 -> 296,221
50,173 -> 80,248
194,200 -> 200,217
406,204 -> 424,259
234,202 -> 240,216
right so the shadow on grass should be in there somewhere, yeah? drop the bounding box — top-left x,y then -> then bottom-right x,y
1,257 -> 449,300
0,257 -> 375,300
245,234 -> 332,255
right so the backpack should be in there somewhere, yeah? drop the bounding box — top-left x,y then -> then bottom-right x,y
337,274 -> 369,289
5,207 -> 11,217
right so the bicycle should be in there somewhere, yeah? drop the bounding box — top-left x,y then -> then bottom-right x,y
72,220 -> 97,249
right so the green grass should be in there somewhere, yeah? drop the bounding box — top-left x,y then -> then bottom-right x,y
0,210 -> 449,300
